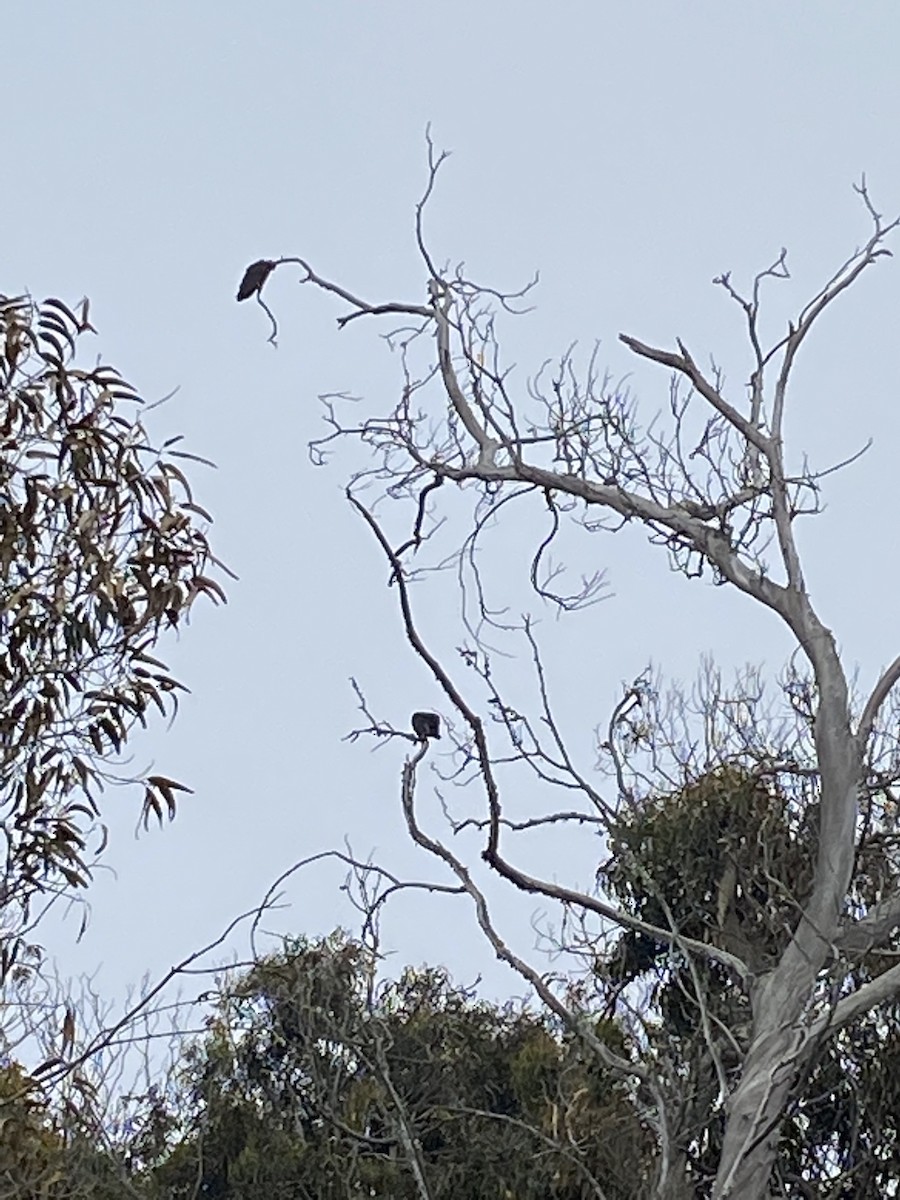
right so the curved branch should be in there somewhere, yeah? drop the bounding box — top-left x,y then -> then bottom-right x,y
858,654 -> 900,749
349,491 -> 752,987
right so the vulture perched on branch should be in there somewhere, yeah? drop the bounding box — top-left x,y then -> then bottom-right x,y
411,712 -> 441,741
236,259 -> 276,302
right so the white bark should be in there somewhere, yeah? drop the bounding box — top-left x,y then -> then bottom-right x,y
285,173 -> 900,1198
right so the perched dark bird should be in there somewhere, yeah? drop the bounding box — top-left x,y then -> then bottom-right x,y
411,711 -> 441,741
236,259 -> 276,302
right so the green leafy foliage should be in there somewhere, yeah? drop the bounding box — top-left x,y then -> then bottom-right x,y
600,766 -> 818,979
0,292 -> 225,979
141,934 -> 653,1198
0,1061 -> 125,1198
595,766 -> 900,1193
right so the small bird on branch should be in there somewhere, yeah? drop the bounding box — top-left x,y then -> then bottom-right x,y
411,712 -> 441,741
236,259 -> 276,302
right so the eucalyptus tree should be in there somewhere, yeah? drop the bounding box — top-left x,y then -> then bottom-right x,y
0,289 -> 224,1080
242,157 -> 900,1197
143,935 -> 648,1199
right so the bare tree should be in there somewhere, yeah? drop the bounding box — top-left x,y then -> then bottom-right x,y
242,150 -> 900,1197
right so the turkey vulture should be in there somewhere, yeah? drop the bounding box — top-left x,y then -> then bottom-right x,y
236,259 -> 276,302
411,711 -> 441,741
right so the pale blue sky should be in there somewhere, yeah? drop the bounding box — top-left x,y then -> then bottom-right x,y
4,3 -> 900,1005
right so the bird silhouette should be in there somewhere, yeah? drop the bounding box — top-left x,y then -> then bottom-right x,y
411,712 -> 441,741
236,259 -> 276,301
